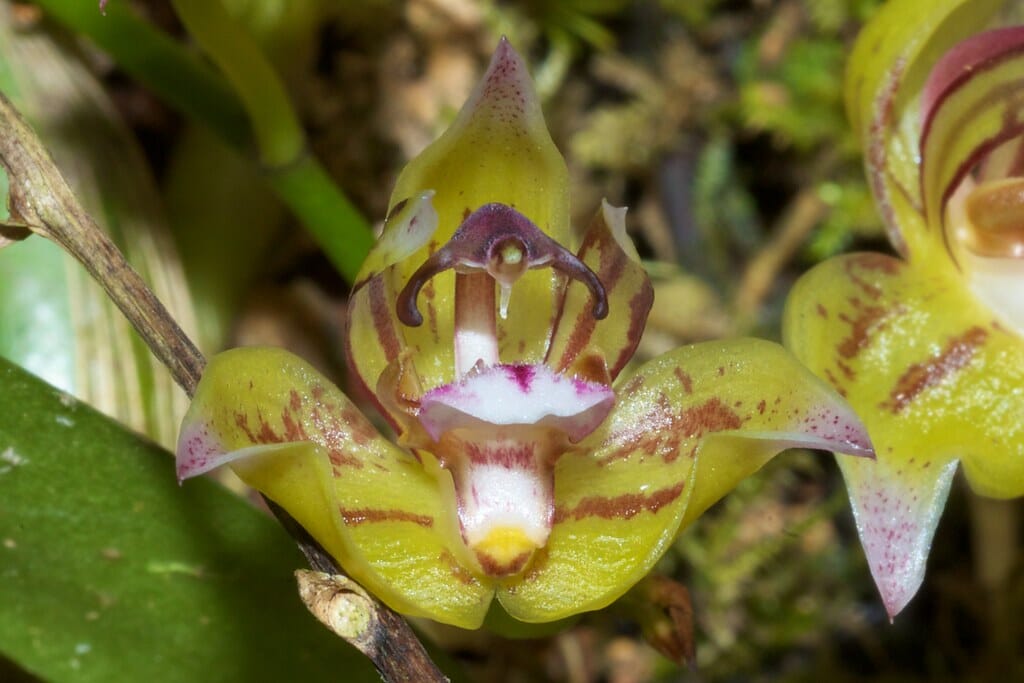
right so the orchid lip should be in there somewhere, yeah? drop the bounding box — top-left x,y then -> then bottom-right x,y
417,362 -> 616,443
396,203 -> 608,327
417,362 -> 614,576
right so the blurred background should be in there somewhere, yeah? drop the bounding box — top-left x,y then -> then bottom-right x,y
0,1 -> 1021,681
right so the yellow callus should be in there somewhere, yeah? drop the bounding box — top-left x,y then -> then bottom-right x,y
474,526 -> 539,576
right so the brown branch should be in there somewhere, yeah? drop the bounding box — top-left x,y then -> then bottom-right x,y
0,90 -> 204,394
0,90 -> 446,683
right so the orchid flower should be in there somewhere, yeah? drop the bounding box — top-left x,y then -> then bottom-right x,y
784,0 -> 1024,619
176,40 -> 872,630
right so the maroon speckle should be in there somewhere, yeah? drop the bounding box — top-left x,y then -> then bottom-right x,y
463,440 -> 538,469
505,364 -> 536,392
674,368 -> 693,395
599,396 -> 744,466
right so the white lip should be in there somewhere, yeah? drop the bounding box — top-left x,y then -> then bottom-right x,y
417,363 -> 615,443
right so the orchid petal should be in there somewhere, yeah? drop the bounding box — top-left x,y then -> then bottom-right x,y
784,253 -> 1024,616
345,195 -> 439,426
368,39 -> 570,392
496,339 -> 871,622
920,27 -> 1024,256
546,201 -> 654,381
353,191 -> 438,288
844,0 -> 1003,256
176,348 -> 493,629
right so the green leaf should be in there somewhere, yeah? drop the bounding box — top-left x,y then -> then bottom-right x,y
0,357 -> 376,682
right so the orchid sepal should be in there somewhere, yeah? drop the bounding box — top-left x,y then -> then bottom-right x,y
496,338 -> 873,623
784,252 -> 1024,617
176,339 -> 872,628
347,37 -> 572,398
176,347 -> 495,628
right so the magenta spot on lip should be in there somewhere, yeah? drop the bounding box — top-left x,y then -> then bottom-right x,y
505,364 -> 536,392
571,377 -> 605,398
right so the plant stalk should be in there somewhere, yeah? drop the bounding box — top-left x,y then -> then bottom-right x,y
0,90 -> 444,683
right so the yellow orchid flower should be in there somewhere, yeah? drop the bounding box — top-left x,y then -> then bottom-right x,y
177,39 -> 872,630
784,0 -> 1024,618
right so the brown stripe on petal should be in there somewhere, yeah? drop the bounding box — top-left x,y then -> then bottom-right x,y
340,507 -> 434,527
553,227 -> 628,372
234,412 -> 284,445
851,253 -> 901,275
328,449 -> 363,470
308,404 -> 367,469
439,550 -> 479,586
881,326 -> 988,413
340,405 -> 377,447
281,407 -> 309,442
865,62 -> 909,251
837,299 -> 888,359
674,368 -> 693,395
598,396 -> 744,466
423,278 -> 440,343
843,266 -> 883,300
823,369 -> 847,396
618,375 -> 645,398
609,284 -> 654,377
369,276 -> 402,361
553,482 -> 685,523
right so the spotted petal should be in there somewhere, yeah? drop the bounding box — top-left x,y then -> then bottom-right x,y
176,348 -> 494,628
496,339 -> 872,622
784,253 -> 1024,617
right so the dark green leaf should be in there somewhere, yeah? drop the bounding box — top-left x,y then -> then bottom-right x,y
0,357 -> 376,682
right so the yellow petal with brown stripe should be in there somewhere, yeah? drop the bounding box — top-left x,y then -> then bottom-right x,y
546,200 -> 653,381
176,347 -> 493,628
497,339 -> 872,622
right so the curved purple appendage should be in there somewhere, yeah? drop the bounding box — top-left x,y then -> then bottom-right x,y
395,204 -> 607,327
396,249 -> 458,326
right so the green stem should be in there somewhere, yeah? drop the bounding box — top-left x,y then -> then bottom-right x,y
169,0 -> 303,168
34,0 -> 374,282
34,0 -> 249,148
267,153 -> 375,280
